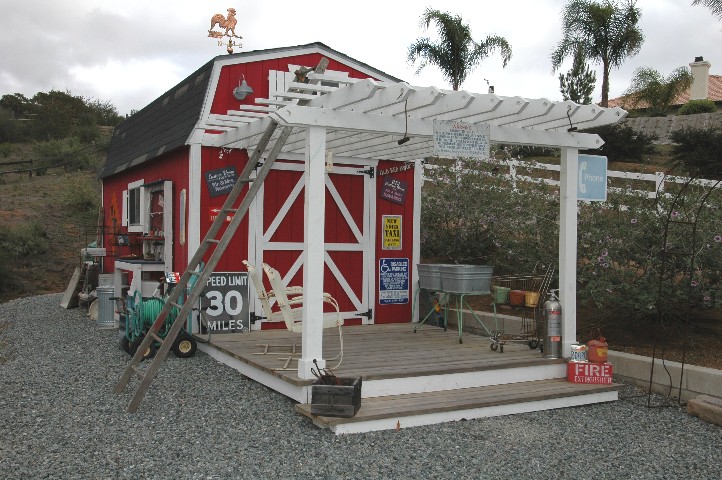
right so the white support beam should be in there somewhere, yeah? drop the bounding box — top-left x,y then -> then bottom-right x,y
298,125 -> 327,379
188,143 -> 202,270
271,105 -> 605,149
559,147 -> 578,358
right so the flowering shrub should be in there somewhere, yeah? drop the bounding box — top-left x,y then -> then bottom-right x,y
578,183 -> 722,325
421,157 -> 559,273
422,156 -> 722,328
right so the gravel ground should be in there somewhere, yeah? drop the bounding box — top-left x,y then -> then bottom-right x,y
1,294 -> 720,480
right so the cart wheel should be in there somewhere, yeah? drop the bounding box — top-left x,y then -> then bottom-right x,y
130,335 -> 156,360
528,339 -> 539,349
490,342 -> 499,351
119,335 -> 130,353
172,332 -> 198,358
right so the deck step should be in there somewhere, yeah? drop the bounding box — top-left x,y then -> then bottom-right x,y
296,378 -> 621,434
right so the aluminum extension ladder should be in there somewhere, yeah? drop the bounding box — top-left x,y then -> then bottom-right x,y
114,58 -> 329,413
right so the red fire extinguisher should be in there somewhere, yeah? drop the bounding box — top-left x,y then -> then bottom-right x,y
587,334 -> 608,363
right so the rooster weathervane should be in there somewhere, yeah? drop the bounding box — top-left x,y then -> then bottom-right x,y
208,7 -> 242,54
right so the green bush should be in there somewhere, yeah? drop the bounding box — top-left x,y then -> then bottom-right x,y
670,127 -> 722,179
422,156 -> 722,330
61,175 -> 100,220
0,222 -> 48,257
678,99 -> 717,115
581,123 -> 657,162
421,158 -> 559,273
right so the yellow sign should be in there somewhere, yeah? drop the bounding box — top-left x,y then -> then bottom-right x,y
382,215 -> 402,250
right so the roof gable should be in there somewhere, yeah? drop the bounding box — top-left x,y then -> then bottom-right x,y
100,42 -> 402,179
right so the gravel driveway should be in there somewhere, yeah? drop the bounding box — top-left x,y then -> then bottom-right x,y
1,294 -> 720,479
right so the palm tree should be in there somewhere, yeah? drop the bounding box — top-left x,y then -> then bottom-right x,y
407,8 -> 512,91
623,67 -> 692,116
551,0 -> 644,107
692,0 -> 722,20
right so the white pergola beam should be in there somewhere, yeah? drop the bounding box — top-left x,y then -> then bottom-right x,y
271,105 -> 605,149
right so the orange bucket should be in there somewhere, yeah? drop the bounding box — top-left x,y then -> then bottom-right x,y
509,290 -> 525,306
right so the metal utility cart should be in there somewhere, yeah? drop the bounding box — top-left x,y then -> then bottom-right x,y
489,265 -> 554,353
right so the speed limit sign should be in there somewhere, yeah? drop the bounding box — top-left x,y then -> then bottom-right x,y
201,272 -> 249,333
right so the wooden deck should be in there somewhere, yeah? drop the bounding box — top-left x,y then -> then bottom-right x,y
197,322 -> 620,433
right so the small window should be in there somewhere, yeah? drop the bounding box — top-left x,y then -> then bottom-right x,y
128,187 -> 141,226
126,179 -> 145,233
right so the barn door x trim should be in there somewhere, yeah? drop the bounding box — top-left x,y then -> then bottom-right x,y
249,156 -> 376,326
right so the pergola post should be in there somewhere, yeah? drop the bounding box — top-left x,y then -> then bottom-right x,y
559,147 -> 578,357
298,125 -> 327,379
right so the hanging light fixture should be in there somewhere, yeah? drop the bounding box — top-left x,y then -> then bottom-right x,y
233,75 -> 254,100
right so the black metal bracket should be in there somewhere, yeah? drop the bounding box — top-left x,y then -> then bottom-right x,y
249,312 -> 265,324
358,308 -> 373,320
357,167 -> 375,178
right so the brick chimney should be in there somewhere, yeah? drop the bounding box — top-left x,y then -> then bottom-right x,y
689,56 -> 711,100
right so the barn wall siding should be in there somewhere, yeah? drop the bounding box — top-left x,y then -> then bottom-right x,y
101,148 -> 190,273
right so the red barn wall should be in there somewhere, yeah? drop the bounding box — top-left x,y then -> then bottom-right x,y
374,160 -> 417,324
198,146 -> 250,272
210,53 -> 377,114
101,148 -> 190,273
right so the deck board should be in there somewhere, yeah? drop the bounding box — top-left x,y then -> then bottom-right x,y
197,322 -> 560,384
296,378 -> 620,427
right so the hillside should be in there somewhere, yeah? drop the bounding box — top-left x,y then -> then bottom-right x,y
0,168 -> 101,303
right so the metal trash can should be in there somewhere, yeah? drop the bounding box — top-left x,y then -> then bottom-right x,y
96,286 -> 115,329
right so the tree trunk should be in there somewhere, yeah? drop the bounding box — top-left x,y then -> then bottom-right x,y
601,59 -> 610,108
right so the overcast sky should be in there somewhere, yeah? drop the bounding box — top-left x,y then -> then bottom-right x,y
1,0 -> 719,115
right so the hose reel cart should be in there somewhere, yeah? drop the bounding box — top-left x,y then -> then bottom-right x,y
114,272 -> 200,360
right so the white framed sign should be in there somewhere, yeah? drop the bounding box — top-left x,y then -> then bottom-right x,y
433,120 -> 490,159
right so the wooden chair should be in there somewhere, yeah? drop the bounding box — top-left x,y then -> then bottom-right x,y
242,261 -> 343,369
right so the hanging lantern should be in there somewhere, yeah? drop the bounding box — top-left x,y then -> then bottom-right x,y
233,75 -> 253,100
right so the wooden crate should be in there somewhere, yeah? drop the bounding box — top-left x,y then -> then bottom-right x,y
310,377 -> 362,418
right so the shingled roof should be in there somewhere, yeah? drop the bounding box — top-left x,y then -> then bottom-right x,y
99,59 -> 214,178
100,43 -> 403,179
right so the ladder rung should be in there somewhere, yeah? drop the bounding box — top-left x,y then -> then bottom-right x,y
131,365 -> 145,381
169,301 -> 183,309
149,332 -> 164,343
188,270 -> 203,276
222,208 -> 238,214
205,239 -> 220,244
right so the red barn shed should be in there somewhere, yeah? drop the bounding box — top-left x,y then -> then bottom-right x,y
100,42 -> 419,335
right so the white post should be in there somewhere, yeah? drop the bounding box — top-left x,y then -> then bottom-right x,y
188,143 -> 202,267
559,147 -> 578,357
298,126 -> 327,379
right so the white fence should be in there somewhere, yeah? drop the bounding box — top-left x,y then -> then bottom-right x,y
425,159 -> 720,199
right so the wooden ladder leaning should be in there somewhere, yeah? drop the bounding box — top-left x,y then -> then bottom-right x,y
113,57 -> 330,413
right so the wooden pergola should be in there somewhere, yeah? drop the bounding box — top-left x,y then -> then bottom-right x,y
189,72 -> 628,379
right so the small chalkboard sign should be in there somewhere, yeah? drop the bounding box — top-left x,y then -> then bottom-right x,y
379,177 -> 407,205
205,167 -> 238,197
